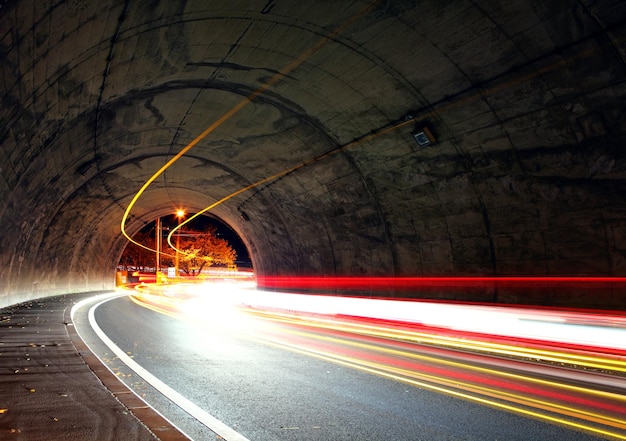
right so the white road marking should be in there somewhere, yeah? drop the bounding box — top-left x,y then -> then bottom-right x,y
71,294 -> 251,441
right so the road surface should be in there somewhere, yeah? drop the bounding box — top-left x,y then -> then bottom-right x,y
72,290 -> 625,441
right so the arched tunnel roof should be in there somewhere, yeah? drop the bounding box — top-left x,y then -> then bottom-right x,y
1,0 -> 626,307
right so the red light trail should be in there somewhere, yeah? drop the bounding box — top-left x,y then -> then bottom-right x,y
256,275 -> 626,291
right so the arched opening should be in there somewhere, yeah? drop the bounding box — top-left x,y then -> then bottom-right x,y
116,213 -> 252,282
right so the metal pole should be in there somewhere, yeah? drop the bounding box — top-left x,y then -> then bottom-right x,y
174,210 -> 185,278
156,217 -> 161,280
175,216 -> 180,277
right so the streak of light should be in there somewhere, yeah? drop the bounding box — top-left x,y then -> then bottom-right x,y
246,309 -> 626,375
267,323 -> 626,408
251,332 -> 626,440
129,288 -> 182,320
128,282 -> 626,440
168,112 -> 417,251
242,288 -> 626,352
255,275 -> 626,289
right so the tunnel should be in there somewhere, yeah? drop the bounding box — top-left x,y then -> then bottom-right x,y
1,0 -> 626,309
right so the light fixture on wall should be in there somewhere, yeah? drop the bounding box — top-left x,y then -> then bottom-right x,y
412,126 -> 436,147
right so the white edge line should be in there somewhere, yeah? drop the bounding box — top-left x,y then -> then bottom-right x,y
71,293 -> 251,441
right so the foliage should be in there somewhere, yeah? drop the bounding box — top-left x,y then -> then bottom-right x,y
119,225 -> 237,274
172,226 -> 237,275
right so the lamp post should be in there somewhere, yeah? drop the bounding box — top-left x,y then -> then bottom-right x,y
174,209 -> 185,277
155,217 -> 162,282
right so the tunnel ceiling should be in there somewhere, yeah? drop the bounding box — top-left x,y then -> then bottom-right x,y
1,0 -> 626,306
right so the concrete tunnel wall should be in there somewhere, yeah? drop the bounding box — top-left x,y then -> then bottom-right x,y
1,0 -> 626,309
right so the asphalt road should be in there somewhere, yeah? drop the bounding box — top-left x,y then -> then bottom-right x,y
74,293 -> 615,441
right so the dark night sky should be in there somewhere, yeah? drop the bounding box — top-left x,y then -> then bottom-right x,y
144,214 -> 252,267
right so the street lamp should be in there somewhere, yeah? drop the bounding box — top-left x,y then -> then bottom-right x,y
155,216 -> 162,282
174,209 -> 185,277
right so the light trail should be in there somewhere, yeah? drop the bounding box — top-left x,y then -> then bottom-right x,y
246,309 -> 626,375
241,311 -> 626,439
241,288 -> 626,351
249,330 -> 626,440
127,282 -> 626,440
255,275 -> 626,289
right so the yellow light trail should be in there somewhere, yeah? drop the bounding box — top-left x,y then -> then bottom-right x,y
250,310 -> 626,374
279,325 -> 626,406
128,291 -> 181,320
249,323 -> 626,440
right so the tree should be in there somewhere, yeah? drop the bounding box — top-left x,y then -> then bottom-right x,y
119,225 -> 236,274
166,226 -> 237,275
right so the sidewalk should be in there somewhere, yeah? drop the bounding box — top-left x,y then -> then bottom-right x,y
0,292 -> 190,441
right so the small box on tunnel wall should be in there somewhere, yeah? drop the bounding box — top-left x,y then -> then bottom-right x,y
412,126 -> 436,146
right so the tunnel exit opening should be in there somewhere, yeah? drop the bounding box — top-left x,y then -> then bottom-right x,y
117,213 -> 252,283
